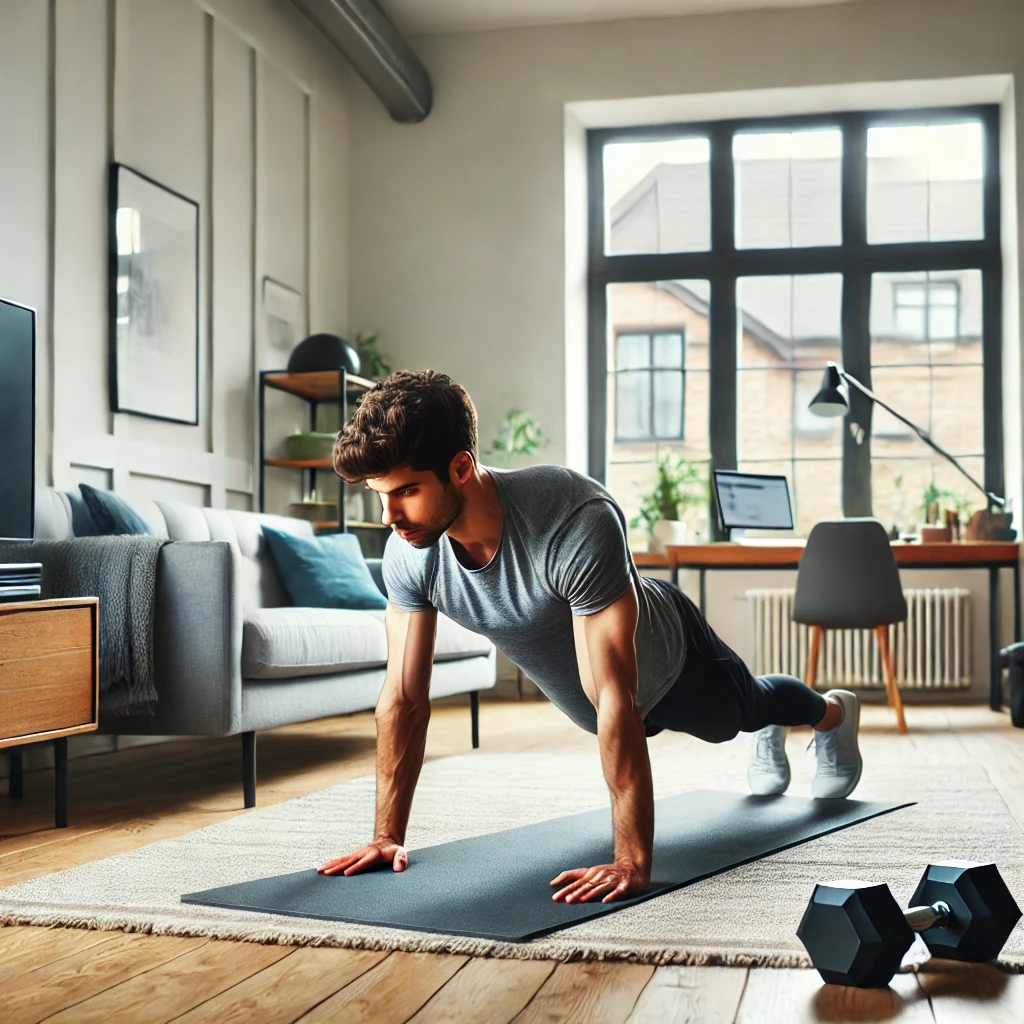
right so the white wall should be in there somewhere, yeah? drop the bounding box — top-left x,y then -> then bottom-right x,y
345,0 -> 1024,693
0,0 -> 352,514
347,0 -> 1023,472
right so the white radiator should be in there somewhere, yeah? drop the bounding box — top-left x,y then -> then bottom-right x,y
746,588 -> 972,689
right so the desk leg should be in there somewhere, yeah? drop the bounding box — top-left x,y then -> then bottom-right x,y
8,750 -> 23,799
54,737 -> 69,828
990,566 -> 1001,712
699,569 -> 707,617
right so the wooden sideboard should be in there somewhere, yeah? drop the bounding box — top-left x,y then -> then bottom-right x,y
1,597 -> 99,827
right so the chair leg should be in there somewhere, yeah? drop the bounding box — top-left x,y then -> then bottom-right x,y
470,691 -> 480,749
242,731 -> 256,808
875,626 -> 908,734
805,626 -> 822,690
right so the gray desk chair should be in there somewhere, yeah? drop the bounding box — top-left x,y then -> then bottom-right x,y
793,518 -> 909,734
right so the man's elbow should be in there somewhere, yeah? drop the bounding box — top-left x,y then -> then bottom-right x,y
375,692 -> 431,729
596,685 -> 644,730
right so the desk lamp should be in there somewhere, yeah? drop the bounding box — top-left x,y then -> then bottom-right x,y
808,362 -> 1005,512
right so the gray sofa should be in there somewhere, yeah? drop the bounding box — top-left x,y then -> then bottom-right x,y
34,488 -> 496,806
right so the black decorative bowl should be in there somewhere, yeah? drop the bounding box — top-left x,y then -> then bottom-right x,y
287,333 -> 360,375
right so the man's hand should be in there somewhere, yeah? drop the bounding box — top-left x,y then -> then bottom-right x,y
318,836 -> 409,877
550,861 -> 650,904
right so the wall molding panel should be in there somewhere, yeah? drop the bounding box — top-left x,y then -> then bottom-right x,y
4,0 -> 352,511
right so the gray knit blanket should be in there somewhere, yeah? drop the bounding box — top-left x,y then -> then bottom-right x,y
0,536 -> 168,717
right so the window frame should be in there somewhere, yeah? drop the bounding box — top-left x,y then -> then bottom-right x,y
587,105 -> 1002,537
613,328 -> 687,442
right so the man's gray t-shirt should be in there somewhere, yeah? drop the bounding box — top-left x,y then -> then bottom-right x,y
382,465 -> 686,734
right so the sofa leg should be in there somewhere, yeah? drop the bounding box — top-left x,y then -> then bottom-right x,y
242,731 -> 256,808
470,691 -> 480,749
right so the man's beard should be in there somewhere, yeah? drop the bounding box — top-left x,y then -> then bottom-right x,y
395,487 -> 462,548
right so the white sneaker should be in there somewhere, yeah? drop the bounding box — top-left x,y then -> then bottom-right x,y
812,690 -> 863,799
748,725 -> 791,796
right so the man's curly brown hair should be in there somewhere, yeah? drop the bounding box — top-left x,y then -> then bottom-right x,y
333,370 -> 479,484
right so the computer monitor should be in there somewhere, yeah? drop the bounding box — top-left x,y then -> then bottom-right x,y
0,297 -> 36,541
714,470 -> 793,533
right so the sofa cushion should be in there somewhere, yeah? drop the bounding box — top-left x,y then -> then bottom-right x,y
35,489 -> 73,540
225,510 -> 314,612
243,608 -> 387,679
262,527 -> 387,610
243,608 -> 493,680
66,488 -> 101,537
80,484 -> 154,535
434,615 -> 494,663
156,500 -> 214,541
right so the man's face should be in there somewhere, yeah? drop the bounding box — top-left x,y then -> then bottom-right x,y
366,466 -> 462,549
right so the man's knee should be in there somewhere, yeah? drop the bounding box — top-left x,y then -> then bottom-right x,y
688,721 -> 742,744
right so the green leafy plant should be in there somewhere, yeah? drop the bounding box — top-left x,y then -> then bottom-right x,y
920,480 -> 956,524
488,410 -> 546,467
354,331 -> 391,379
919,480 -> 973,525
630,453 -> 708,533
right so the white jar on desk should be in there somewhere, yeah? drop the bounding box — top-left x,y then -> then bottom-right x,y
651,518 -> 690,553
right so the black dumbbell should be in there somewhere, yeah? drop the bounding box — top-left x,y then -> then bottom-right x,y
797,861 -> 1022,988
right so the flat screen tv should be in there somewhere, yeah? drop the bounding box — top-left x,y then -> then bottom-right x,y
0,297 -> 36,541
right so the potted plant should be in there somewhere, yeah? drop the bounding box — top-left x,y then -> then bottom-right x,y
920,480 -> 956,527
631,453 -> 708,552
354,331 -> 391,380
487,410 -> 546,467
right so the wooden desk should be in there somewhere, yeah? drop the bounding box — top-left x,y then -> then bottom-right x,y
1,597 -> 99,827
658,541 -> 1021,713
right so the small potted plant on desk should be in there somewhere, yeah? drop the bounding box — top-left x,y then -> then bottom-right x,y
631,453 -> 708,554
916,482 -> 979,542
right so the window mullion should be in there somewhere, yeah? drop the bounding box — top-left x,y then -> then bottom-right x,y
982,106 -> 1004,504
647,365 -> 655,440
587,277 -> 608,480
983,268 -> 1005,501
841,115 -> 872,517
708,123 -> 737,540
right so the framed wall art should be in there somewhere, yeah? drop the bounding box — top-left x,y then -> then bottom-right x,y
262,277 -> 305,359
108,163 -> 199,424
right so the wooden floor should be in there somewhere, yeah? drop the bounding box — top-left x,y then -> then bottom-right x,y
1,700 -> 1023,1023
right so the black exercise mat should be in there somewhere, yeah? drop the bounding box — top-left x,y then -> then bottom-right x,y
182,789 -> 912,942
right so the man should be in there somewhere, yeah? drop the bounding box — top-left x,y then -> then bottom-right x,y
318,371 -> 862,904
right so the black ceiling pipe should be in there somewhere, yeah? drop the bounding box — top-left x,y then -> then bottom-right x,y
289,0 -> 432,123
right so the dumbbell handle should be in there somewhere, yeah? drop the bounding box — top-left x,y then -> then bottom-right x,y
905,900 -> 951,932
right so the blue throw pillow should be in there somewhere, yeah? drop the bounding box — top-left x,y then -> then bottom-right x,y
262,526 -> 388,610
64,489 -> 101,537
79,483 -> 153,536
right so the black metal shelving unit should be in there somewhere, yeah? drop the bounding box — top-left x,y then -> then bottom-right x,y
257,368 -> 386,546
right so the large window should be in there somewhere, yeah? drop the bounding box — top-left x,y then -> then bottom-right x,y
589,107 -> 1001,539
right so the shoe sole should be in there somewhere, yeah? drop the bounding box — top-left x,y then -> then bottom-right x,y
814,692 -> 863,800
748,772 -> 791,797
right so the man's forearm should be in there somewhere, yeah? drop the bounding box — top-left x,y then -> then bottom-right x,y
597,695 -> 654,876
373,696 -> 431,844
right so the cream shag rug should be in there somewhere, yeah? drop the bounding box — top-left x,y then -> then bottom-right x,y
2,739 -> 1023,969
